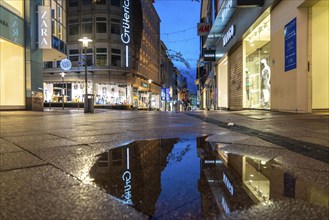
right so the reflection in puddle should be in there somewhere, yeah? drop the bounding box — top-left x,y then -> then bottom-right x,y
90,137 -> 328,219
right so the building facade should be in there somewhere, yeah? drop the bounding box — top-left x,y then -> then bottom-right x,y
199,0 -> 328,113
43,0 -> 161,110
0,0 -> 66,110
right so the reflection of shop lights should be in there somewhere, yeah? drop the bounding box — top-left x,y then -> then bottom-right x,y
204,160 -> 222,164
221,197 -> 231,214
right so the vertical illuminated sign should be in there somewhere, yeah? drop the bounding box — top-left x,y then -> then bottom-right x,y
122,0 -> 131,67
38,6 -> 51,49
122,147 -> 133,205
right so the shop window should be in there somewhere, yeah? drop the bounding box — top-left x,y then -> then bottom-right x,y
82,18 -> 92,34
111,18 -> 121,35
111,0 -> 120,7
69,19 -> 79,35
96,48 -> 107,66
111,48 -> 121,67
96,17 -> 107,33
243,15 -> 271,109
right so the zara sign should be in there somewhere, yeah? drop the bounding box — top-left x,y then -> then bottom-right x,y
38,6 -> 51,49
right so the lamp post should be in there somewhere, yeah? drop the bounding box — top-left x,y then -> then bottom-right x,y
59,72 -> 66,109
148,79 -> 152,111
78,37 -> 92,113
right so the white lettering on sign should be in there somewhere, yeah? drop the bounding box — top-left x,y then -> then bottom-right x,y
38,6 -> 51,49
221,196 -> 231,214
223,25 -> 235,47
223,173 -> 234,196
221,0 -> 233,23
121,147 -> 133,205
121,0 -> 131,67
122,171 -> 133,204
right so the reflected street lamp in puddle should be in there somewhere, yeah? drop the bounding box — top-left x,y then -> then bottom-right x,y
148,79 -> 152,111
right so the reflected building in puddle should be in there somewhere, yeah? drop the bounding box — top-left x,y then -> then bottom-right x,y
212,143 -> 329,209
89,137 -> 328,219
90,138 -> 179,216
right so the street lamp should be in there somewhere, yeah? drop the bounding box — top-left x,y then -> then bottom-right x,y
148,79 -> 152,111
78,37 -> 92,113
59,72 -> 66,109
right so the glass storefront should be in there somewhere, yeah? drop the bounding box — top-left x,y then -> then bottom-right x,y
243,15 -> 271,109
95,84 -> 132,105
0,3 -> 25,109
243,157 -> 270,204
311,0 -> 329,109
0,39 -> 25,108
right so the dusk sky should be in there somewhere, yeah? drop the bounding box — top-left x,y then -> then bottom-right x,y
154,0 -> 201,93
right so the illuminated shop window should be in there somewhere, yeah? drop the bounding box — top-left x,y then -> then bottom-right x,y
243,15 -> 271,109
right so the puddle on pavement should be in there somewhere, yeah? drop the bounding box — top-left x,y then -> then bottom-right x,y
89,136 -> 328,219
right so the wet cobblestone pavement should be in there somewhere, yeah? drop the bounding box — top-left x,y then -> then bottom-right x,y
0,109 -> 328,219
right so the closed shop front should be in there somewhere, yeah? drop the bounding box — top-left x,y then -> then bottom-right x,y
228,44 -> 243,110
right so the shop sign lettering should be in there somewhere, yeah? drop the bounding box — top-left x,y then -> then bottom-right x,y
0,7 -> 23,46
223,25 -> 235,47
121,147 -> 133,205
221,0 -> 233,23
122,0 -> 131,67
223,173 -> 234,195
38,6 -> 51,49
122,170 -> 132,204
197,23 -> 210,36
204,50 -> 216,61
0,19 -> 8,27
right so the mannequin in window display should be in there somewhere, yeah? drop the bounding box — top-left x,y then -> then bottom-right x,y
245,71 -> 251,101
102,87 -> 108,104
261,59 -> 271,107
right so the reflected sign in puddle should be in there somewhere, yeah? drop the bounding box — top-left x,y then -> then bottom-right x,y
90,137 -> 328,219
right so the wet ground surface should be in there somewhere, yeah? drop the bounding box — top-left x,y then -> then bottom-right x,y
0,109 -> 328,219
186,113 -> 329,164
89,136 -> 328,220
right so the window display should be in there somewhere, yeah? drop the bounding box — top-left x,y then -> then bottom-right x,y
244,15 -> 271,109
95,84 -> 132,105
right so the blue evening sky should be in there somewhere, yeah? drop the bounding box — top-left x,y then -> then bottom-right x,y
154,0 -> 201,93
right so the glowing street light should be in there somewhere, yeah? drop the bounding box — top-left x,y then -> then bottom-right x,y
78,37 -> 93,113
